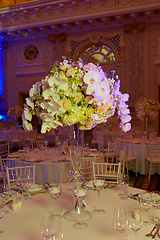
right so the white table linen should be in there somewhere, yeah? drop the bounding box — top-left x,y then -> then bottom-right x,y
8,149 -> 103,184
1,183 -> 155,240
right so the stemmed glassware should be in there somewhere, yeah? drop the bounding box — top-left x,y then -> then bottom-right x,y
128,209 -> 142,240
48,184 -> 62,220
117,173 -> 129,200
0,194 -> 7,235
139,191 -> 152,225
41,212 -> 62,240
113,208 -> 127,234
92,178 -> 106,215
73,187 -> 88,229
24,174 -> 32,200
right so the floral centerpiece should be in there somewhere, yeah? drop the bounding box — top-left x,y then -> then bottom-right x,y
22,57 -> 131,133
135,98 -> 160,120
7,105 -> 24,118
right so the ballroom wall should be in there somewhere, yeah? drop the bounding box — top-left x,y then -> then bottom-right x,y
2,20 -> 160,133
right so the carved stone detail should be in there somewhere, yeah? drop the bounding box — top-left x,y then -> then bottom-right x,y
126,30 -> 142,106
67,30 -> 125,59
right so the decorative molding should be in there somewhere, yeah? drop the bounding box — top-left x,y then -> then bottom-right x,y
67,30 -> 126,59
124,22 -> 145,34
0,0 -> 160,40
49,32 -> 67,43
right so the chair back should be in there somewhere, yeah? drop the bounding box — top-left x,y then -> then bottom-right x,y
81,158 -> 94,182
0,158 -> 7,186
92,162 -> 120,184
0,143 -> 10,157
6,165 -> 35,191
96,131 -> 105,152
106,141 -> 116,163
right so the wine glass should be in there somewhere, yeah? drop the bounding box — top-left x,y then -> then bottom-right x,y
48,184 -> 62,220
117,173 -> 129,200
24,174 -> 33,200
113,208 -> 127,234
139,191 -> 152,225
128,209 -> 142,240
151,191 -> 160,227
92,178 -> 106,215
41,212 -> 62,240
0,194 -> 7,235
73,187 -> 88,229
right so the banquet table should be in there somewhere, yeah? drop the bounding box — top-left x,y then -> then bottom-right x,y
115,140 -> 160,175
0,129 -> 36,147
0,182 -> 155,240
8,148 -> 103,184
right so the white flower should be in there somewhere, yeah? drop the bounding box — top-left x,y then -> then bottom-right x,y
29,82 -> 41,98
26,98 -> 34,110
22,58 -> 132,133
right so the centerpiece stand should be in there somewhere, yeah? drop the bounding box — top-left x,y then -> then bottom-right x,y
63,124 -> 92,221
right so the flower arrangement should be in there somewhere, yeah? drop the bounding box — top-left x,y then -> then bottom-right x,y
7,105 -> 23,118
97,115 -> 120,131
135,98 -> 160,120
22,57 -> 131,133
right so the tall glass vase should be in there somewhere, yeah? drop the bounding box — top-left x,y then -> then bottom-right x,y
144,116 -> 149,138
63,124 -> 92,221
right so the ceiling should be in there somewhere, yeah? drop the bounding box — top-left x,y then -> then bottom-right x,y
0,0 -> 160,41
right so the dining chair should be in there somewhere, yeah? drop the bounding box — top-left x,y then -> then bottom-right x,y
0,158 -> 7,187
10,130 -> 21,152
145,143 -> 160,181
115,142 -> 137,176
92,161 -> 121,184
0,143 -> 10,158
0,158 -> 21,189
6,165 -> 35,191
96,131 -> 108,159
105,141 -> 116,163
81,158 -> 95,182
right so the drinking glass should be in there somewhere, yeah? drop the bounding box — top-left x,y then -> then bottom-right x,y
41,212 -> 62,240
117,173 -> 129,200
92,178 -> 106,215
139,191 -> 152,225
24,174 -> 32,200
113,208 -> 127,234
0,195 -> 6,235
151,191 -> 160,227
73,187 -> 88,229
128,209 -> 142,240
48,184 -> 62,220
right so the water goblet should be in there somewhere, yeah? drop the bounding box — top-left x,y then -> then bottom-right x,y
0,194 -> 7,235
41,212 -> 62,240
117,173 -> 129,200
92,178 -> 106,215
128,209 -> 142,240
73,187 -> 88,229
139,191 -> 152,225
48,184 -> 62,220
113,208 -> 127,234
24,175 -> 32,200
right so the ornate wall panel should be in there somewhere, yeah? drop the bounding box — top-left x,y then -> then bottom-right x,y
126,30 -> 142,106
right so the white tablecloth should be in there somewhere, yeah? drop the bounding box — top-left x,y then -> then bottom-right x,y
115,142 -> 160,175
8,149 -> 103,184
0,130 -> 36,146
1,183 -> 155,240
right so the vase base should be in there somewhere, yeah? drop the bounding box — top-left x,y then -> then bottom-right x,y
63,209 -> 92,222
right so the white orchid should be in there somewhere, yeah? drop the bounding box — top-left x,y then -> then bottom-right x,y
22,58 -> 132,133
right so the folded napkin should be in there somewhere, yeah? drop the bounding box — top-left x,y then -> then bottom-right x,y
29,184 -> 42,193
